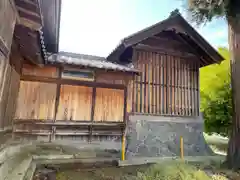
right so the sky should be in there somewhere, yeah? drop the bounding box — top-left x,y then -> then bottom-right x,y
59,0 -> 228,57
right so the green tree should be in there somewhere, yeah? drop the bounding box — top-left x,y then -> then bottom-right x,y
200,48 -> 232,137
185,0 -> 240,168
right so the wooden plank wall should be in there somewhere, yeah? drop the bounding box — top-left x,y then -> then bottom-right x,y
94,88 -> 124,122
14,65 -> 129,140
16,66 -> 128,122
131,49 -> 199,116
0,40 -> 22,130
56,85 -> 93,121
15,81 -> 56,120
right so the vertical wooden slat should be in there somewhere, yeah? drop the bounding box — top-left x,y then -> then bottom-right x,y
141,52 -> 145,113
175,58 -> 178,115
188,61 -> 191,116
51,67 -> 61,141
172,56 -> 176,115
183,59 -> 186,116
155,53 -> 159,114
189,60 -> 192,116
144,52 -> 147,113
147,52 -> 151,113
139,52 -> 143,113
135,53 -> 139,113
180,58 -> 183,116
192,61 -> 196,116
159,54 -> 162,114
161,55 -> 165,114
191,60 -> 194,116
152,52 -> 155,114
164,55 -> 167,114
131,50 -> 137,112
169,56 -> 172,115
196,61 -> 200,116
123,87 -> 128,123
186,60 -> 189,116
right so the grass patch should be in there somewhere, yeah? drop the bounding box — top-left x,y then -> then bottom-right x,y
54,160 -> 228,180
136,161 -> 211,180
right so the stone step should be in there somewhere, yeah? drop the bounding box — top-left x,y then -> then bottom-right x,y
23,162 -> 36,180
0,153 -> 32,180
6,157 -> 32,180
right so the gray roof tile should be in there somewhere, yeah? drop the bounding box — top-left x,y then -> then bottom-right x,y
47,52 -> 139,74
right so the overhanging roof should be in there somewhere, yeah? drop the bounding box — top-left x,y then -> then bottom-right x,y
39,0 -> 62,53
48,52 -> 139,74
107,11 -> 224,67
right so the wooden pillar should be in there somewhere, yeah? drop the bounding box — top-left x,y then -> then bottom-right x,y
51,67 -> 62,141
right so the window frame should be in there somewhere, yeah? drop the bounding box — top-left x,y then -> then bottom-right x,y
61,68 -> 95,81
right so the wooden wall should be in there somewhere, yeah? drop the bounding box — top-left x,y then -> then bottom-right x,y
0,0 -> 18,131
130,49 -> 199,116
16,65 -> 129,123
0,41 -> 22,130
94,88 -> 124,122
56,85 -> 93,121
15,81 -> 56,120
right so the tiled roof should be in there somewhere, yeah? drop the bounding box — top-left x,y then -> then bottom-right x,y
47,52 -> 139,74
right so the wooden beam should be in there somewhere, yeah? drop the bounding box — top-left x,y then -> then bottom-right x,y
175,33 -> 209,66
15,0 -> 39,13
20,75 -> 126,90
135,44 -> 197,59
18,17 -> 41,30
89,74 -> 97,141
51,67 -> 62,141
0,38 -> 9,58
14,119 -> 125,127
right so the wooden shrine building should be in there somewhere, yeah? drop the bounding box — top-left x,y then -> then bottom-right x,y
0,1 -> 224,157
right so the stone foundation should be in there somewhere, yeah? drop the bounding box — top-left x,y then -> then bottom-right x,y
126,114 -> 213,158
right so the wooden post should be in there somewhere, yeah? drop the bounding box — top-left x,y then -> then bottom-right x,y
180,136 -> 184,159
51,67 -> 62,142
121,134 -> 126,161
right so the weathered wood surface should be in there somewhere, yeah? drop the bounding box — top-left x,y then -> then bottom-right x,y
22,64 -> 58,78
0,0 -> 17,57
56,85 -> 93,121
130,49 -> 199,116
94,88 -> 124,122
15,81 -> 56,120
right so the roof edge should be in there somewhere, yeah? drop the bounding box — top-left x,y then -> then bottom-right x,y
107,10 -> 224,65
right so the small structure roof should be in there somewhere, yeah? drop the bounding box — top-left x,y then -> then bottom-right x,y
47,52 -> 139,74
107,10 -> 224,67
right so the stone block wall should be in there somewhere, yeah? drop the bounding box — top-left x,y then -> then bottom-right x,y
126,114 -> 213,158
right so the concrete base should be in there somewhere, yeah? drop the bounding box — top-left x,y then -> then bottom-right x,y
126,114 -> 213,158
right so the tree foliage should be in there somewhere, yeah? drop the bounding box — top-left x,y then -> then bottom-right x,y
187,0 -> 240,24
200,47 -> 232,137
185,0 -> 240,169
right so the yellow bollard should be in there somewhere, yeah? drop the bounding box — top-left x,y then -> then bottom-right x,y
180,136 -> 184,159
121,135 -> 125,161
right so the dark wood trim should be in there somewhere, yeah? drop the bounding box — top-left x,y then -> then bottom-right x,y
165,55 -> 168,114
15,0 -> 40,13
20,75 -> 125,90
135,44 -> 197,59
0,38 -> 9,58
51,67 -> 62,141
90,88 -> 96,122
135,52 -> 139,112
144,59 -> 147,113
17,7 -> 42,24
89,75 -> 97,141
13,119 -> 125,126
151,54 -> 154,114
